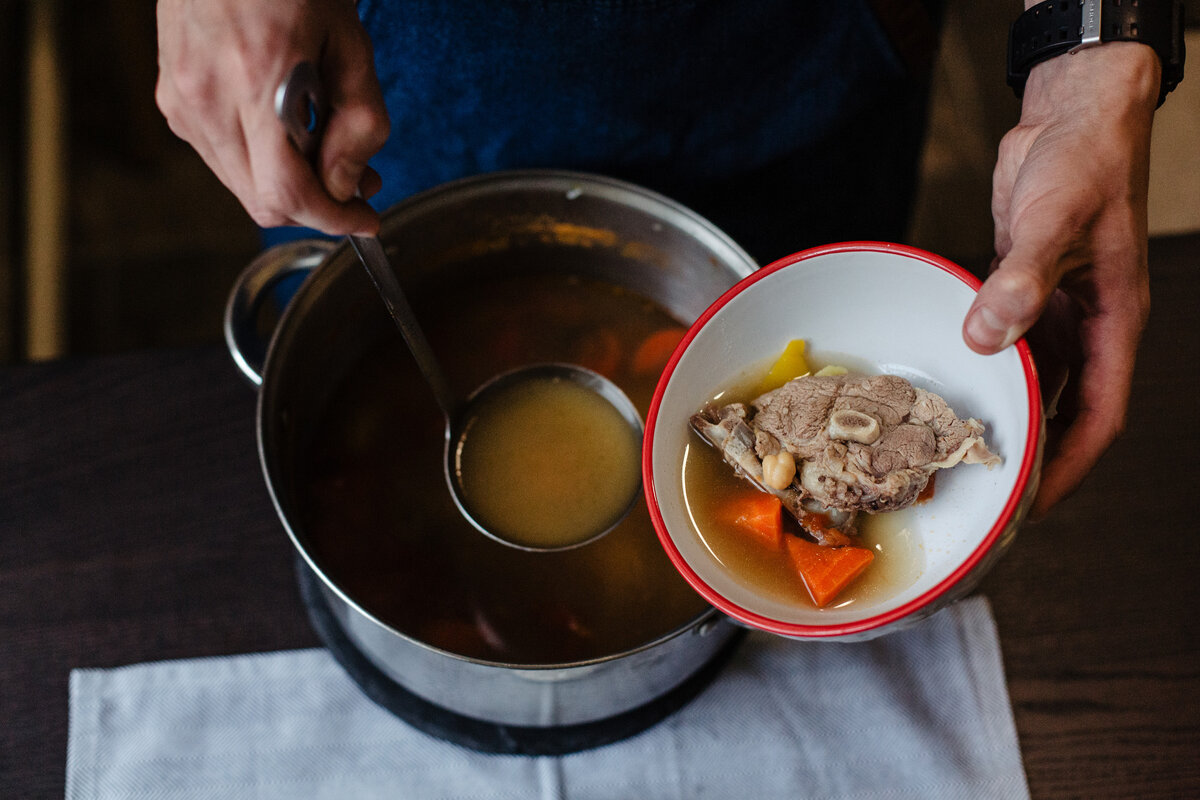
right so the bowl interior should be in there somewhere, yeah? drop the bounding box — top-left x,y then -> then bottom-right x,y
647,243 -> 1041,635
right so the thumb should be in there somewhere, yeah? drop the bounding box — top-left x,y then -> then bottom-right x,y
319,25 -> 391,203
963,248 -> 1061,355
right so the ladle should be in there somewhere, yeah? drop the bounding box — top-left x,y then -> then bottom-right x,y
274,62 -> 643,552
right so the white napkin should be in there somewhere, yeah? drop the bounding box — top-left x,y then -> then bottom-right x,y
67,595 -> 1028,800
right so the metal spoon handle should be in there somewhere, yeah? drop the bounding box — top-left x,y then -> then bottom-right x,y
275,61 -> 460,421
346,234 -> 460,418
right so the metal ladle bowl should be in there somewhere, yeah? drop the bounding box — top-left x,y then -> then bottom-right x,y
448,362 -> 645,552
275,62 -> 644,552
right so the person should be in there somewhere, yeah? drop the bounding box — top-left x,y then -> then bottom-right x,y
155,0 -> 1168,519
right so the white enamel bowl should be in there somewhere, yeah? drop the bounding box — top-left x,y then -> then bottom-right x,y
644,242 -> 1043,640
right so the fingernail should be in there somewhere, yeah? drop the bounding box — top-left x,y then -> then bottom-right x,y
966,306 -> 1018,351
328,161 -> 360,202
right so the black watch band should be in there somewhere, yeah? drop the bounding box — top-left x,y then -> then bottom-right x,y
1007,0 -> 1186,107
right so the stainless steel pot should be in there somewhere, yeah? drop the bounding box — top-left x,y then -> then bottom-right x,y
225,170 -> 756,728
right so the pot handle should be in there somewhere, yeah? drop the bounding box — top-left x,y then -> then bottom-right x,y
223,239 -> 336,386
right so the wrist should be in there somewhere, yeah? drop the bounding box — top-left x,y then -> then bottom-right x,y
1022,42 -> 1161,121
1008,0 -> 1185,108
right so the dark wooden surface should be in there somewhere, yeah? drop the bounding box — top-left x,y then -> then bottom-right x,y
2,236 -> 1198,798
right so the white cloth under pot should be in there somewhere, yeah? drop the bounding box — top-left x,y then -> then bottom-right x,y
66,594 -> 1029,800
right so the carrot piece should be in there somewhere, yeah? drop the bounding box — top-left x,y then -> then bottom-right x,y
632,327 -> 687,376
723,493 -> 784,548
784,536 -> 874,608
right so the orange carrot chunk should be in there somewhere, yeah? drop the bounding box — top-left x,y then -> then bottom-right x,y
632,327 -> 687,376
784,536 -> 874,608
724,493 -> 784,548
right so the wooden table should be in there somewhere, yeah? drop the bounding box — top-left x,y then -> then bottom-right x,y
3,235 -> 1198,798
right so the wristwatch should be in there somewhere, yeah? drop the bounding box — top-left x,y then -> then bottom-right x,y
1007,0 -> 1186,107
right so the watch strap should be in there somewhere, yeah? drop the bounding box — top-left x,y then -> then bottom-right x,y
1007,0 -> 1186,107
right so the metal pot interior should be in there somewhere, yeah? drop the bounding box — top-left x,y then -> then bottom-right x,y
259,172 -> 755,669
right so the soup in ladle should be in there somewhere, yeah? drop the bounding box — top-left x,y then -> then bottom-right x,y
455,369 -> 643,550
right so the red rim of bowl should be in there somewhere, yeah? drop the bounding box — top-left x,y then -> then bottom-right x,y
642,241 -> 1043,638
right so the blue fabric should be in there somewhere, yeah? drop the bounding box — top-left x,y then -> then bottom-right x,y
269,1 -> 936,264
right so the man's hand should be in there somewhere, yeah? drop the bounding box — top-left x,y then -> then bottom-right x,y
155,0 -> 390,235
965,42 -> 1159,518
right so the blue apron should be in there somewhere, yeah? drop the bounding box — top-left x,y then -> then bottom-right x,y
277,1 -> 936,264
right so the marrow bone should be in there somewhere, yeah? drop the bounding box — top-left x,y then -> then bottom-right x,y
828,409 -> 881,444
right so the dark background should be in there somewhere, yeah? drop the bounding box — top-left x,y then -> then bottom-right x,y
1,0 -> 261,363
2,2 -> 1198,364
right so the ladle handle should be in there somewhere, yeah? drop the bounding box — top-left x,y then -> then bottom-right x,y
275,61 -> 462,421
346,233 -> 461,418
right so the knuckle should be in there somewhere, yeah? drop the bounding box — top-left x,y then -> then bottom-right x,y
168,66 -> 209,107
993,265 -> 1049,307
250,179 -> 306,228
367,113 -> 391,149
245,198 -> 293,229
338,103 -> 391,151
155,86 -> 192,141
256,183 -> 302,220
998,124 -> 1037,156
1092,410 -> 1128,452
153,78 -> 174,117
246,207 -> 282,228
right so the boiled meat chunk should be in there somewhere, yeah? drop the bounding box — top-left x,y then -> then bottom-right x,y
872,423 -> 936,473
689,402 -> 857,546
691,372 -> 1000,527
909,387 -> 1002,469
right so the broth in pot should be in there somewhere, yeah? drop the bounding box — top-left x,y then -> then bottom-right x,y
298,269 -> 708,665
